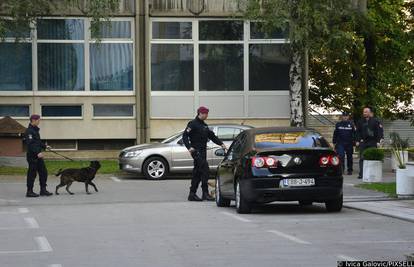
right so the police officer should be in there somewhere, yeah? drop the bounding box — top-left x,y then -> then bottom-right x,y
182,106 -> 227,201
356,107 -> 384,179
333,112 -> 355,175
24,114 -> 53,197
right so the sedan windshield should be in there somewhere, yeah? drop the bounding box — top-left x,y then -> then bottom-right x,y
254,131 -> 330,149
161,132 -> 183,144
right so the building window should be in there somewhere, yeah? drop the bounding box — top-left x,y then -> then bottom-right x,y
37,19 -> 85,91
90,20 -> 134,91
78,139 -> 135,150
249,44 -> 290,91
250,22 -> 288,39
151,44 -> 194,91
0,105 -> 30,117
0,43 -> 32,91
152,22 -> 192,39
199,44 -> 243,91
93,104 -> 134,117
199,20 -> 243,41
41,105 -> 82,117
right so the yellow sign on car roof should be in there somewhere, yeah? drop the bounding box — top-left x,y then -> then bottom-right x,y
255,132 -> 305,144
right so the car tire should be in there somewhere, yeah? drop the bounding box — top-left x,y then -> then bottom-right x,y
215,176 -> 231,207
299,200 -> 313,206
235,180 -> 251,214
143,157 -> 169,180
325,194 -> 343,212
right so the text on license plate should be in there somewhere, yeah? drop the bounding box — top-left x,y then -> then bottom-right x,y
282,178 -> 315,187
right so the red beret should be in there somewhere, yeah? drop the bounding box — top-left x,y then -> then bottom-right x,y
30,114 -> 41,121
197,106 -> 209,114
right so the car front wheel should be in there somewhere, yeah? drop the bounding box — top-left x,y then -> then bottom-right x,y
235,180 -> 251,214
143,157 -> 169,180
325,194 -> 343,212
216,176 -> 231,207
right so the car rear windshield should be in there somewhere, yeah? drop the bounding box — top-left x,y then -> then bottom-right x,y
254,131 -> 330,149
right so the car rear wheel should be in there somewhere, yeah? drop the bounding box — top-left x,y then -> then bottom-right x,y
143,157 -> 169,180
215,176 -> 231,207
325,195 -> 343,212
235,180 -> 251,214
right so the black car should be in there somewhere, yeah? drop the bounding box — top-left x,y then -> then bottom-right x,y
214,127 -> 343,214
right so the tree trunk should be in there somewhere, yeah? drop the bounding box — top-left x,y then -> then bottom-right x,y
289,49 -> 304,127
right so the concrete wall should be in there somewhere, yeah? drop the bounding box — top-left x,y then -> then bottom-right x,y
0,96 -> 137,140
0,137 -> 24,156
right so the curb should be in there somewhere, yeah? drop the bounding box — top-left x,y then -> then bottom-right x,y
343,204 -> 414,224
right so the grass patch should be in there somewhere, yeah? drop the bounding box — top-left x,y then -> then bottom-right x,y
0,160 -> 120,176
356,182 -> 397,198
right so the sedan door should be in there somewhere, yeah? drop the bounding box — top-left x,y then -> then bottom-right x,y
170,137 -> 194,172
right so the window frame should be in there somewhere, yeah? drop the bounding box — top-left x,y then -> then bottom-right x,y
149,18 -> 291,119
40,104 -> 83,120
92,104 -> 136,120
0,104 -> 31,119
0,17 -> 135,96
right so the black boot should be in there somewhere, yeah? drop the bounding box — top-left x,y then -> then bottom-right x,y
40,188 -> 53,196
202,192 -> 215,201
347,170 -> 353,175
188,192 -> 202,202
26,190 -> 39,198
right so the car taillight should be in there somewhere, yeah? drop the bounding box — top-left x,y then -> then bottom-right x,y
319,155 -> 340,167
252,156 -> 278,168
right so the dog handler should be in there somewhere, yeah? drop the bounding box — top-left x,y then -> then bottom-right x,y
182,106 -> 227,202
24,114 -> 53,197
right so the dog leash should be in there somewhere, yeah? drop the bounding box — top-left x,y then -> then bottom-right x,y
46,148 -> 75,162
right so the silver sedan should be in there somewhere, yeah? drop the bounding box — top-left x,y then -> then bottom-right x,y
119,124 -> 252,180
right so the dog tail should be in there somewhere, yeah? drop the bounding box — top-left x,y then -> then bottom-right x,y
55,169 -> 63,176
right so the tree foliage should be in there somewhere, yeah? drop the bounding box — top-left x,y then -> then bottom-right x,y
243,0 -> 414,121
0,0 -> 120,39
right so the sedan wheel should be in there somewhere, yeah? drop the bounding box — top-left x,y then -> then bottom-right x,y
215,176 -> 231,207
325,194 -> 343,212
235,180 -> 251,214
143,157 -> 169,180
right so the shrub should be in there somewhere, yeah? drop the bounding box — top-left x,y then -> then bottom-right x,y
363,148 -> 385,161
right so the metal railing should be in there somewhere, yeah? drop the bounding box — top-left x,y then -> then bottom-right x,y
308,107 -> 336,126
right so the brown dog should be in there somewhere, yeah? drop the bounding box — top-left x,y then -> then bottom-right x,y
55,161 -> 101,195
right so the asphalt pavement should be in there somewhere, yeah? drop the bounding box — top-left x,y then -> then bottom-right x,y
0,174 -> 413,267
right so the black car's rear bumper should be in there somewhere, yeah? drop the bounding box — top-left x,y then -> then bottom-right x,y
240,177 -> 343,203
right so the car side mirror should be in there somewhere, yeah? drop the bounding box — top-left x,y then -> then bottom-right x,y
177,139 -> 184,145
215,148 -> 226,157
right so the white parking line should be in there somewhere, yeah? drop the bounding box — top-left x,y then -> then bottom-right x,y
18,208 -> 29,214
337,254 -> 359,261
340,240 -> 414,244
0,207 -> 29,215
24,217 -> 39,229
0,198 -> 20,203
221,212 -> 252,223
0,236 -> 52,254
110,176 -> 122,182
35,236 -> 53,252
267,230 -> 311,245
344,183 -> 355,186
49,264 -> 63,267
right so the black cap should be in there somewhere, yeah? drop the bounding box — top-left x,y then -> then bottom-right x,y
342,112 -> 350,116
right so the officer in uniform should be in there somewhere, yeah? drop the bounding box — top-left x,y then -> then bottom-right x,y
356,107 -> 384,179
182,106 -> 227,201
24,114 -> 53,197
333,112 -> 355,175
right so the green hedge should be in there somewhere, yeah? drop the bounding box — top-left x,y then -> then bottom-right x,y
363,148 -> 385,161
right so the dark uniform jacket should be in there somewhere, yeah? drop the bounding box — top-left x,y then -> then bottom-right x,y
333,120 -> 355,145
356,117 -> 384,146
24,124 -> 46,160
182,117 -> 223,150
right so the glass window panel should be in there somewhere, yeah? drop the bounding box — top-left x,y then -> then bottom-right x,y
41,106 -> 82,117
0,43 -> 32,91
151,44 -> 193,91
37,19 -> 84,40
152,22 -> 192,39
0,105 -> 30,117
93,104 -> 134,117
250,22 -> 289,39
249,44 -> 291,91
38,43 -> 84,91
90,43 -> 133,91
1,20 -> 31,38
199,20 -> 243,40
199,44 -> 243,91
92,21 -> 132,39
217,127 -> 242,141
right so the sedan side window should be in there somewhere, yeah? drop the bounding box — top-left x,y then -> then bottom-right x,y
217,127 -> 242,141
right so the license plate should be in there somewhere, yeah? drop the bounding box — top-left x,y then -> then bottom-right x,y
282,178 -> 315,187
